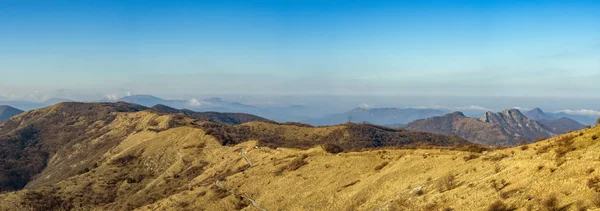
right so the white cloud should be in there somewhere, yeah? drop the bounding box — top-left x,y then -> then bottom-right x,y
358,103 -> 370,109
104,94 -> 119,101
187,98 -> 203,106
558,109 -> 600,117
125,91 -> 132,96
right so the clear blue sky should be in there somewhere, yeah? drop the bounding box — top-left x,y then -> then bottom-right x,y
0,0 -> 599,101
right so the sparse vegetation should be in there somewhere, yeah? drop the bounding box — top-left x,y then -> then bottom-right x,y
490,179 -> 510,191
437,173 -> 457,192
588,176 -> 600,192
487,200 -> 516,211
540,194 -> 568,211
275,154 -> 309,175
463,153 -> 480,161
554,134 -> 576,158
483,153 -> 509,161
321,143 -> 344,154
536,144 -> 552,155
374,162 -> 389,171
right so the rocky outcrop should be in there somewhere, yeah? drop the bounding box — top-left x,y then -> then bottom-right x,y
406,109 -> 559,146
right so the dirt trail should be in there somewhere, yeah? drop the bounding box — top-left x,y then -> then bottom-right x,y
214,148 -> 266,211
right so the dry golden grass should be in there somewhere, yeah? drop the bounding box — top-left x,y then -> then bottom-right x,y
2,109 -> 600,210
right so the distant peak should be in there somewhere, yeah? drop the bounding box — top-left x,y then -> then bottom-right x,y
120,95 -> 161,100
502,109 -> 523,116
449,111 -> 465,117
204,97 -> 224,103
349,107 -> 369,112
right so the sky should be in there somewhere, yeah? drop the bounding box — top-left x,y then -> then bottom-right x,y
0,0 -> 599,106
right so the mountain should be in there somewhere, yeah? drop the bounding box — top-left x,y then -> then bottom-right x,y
480,109 -> 555,141
523,108 -> 587,134
0,99 -> 73,111
524,107 -> 598,126
405,111 -> 515,145
0,105 -> 23,122
304,107 -> 446,126
1,102 -> 600,210
550,112 -> 598,126
151,104 -> 270,125
118,95 -> 189,108
524,108 -> 556,121
406,109 -> 561,146
540,117 -> 587,134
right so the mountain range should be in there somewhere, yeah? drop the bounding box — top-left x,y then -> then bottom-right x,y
2,102 -> 600,210
0,105 -> 23,122
303,107 -> 446,126
405,109 -> 585,146
524,107 -> 597,125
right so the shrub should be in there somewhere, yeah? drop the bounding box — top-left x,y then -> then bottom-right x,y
587,168 -> 595,175
593,135 -> 599,140
463,154 -> 480,161
148,119 -> 159,126
487,200 -> 516,211
275,154 -> 309,175
437,173 -> 457,192
536,144 -> 552,155
321,143 -> 344,154
588,176 -> 600,192
483,153 -> 509,161
521,145 -> 529,150
541,194 -> 567,211
554,134 -> 576,158
374,162 -> 389,171
490,179 -> 510,191
287,154 -> 309,171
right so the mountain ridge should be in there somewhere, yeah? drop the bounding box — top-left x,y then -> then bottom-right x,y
0,105 -> 23,122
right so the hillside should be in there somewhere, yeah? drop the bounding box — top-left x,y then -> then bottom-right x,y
1,102 -> 599,210
0,105 -> 23,122
305,107 -> 445,126
0,102 -> 470,203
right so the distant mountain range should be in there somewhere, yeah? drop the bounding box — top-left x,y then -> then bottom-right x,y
0,105 -> 23,122
303,107 -> 445,126
115,95 -> 313,122
0,98 -> 72,111
524,107 -> 597,125
405,109 -> 586,146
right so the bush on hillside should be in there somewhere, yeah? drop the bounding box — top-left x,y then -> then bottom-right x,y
487,200 -> 516,211
321,143 -> 344,154
437,173 -> 457,192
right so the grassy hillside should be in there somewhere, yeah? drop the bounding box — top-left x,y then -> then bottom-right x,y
2,102 -> 600,210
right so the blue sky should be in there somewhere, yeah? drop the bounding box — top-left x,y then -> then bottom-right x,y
0,0 -> 599,101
